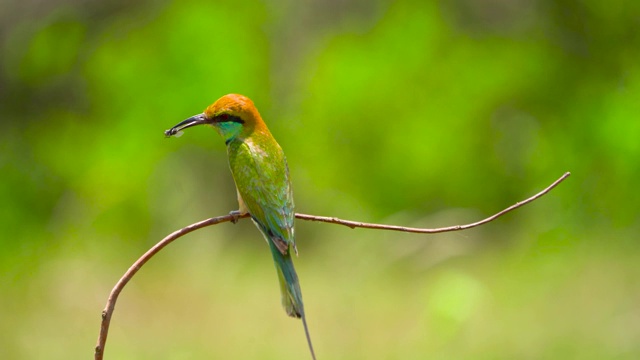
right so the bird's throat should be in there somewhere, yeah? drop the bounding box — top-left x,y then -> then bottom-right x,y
215,121 -> 244,145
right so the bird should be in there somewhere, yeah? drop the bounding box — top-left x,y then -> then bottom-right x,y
165,94 -> 315,359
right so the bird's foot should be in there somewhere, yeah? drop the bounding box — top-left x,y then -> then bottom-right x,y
229,210 -> 243,224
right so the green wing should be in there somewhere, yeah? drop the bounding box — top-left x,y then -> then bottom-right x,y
227,132 -> 306,321
227,133 -> 296,253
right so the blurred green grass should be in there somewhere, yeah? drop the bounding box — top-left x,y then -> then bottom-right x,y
1,0 -> 639,359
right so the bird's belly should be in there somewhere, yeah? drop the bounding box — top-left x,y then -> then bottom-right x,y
236,189 -> 249,215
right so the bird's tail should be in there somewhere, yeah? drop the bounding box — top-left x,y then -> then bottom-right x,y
269,242 -> 317,360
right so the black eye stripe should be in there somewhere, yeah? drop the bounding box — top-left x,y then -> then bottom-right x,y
214,114 -> 245,124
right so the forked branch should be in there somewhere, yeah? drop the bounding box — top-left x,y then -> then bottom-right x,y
94,171 -> 570,360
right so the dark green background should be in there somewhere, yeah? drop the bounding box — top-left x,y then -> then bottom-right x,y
1,0 -> 639,358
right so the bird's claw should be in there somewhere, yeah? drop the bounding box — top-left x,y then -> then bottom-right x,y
229,210 -> 242,224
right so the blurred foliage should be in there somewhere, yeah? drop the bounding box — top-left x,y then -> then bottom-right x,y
1,0 -> 639,359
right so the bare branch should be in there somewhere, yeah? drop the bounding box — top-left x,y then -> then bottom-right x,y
94,213 -> 249,360
296,172 -> 572,233
95,172 -> 570,359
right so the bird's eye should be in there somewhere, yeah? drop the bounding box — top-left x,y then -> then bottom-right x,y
215,113 -> 245,124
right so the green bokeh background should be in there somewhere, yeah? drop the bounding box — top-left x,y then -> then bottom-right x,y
1,0 -> 639,359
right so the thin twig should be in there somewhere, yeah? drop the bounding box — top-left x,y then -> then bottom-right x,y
95,172 -> 570,360
94,214 -> 249,360
296,172 -> 572,233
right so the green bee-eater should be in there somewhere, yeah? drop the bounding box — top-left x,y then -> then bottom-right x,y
165,94 -> 315,359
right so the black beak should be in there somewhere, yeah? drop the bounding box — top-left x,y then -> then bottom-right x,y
165,113 -> 209,137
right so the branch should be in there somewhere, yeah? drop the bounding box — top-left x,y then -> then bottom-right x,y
95,171 -> 570,360
94,214 -> 248,360
296,172 -> 572,233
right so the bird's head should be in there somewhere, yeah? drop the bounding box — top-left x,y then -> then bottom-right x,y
165,94 -> 267,143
